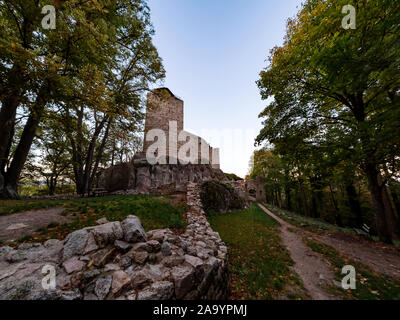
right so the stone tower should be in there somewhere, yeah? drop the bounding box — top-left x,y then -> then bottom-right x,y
142,87 -> 220,169
143,88 -> 183,159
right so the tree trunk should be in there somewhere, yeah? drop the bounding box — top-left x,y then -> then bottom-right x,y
350,98 -> 393,243
364,163 -> 392,244
299,183 -> 309,216
0,172 -> 4,196
329,184 -> 343,227
88,118 -> 112,190
285,185 -> 292,211
49,176 -> 56,196
345,182 -> 363,227
0,14 -> 36,172
311,194 -> 318,218
381,183 -> 400,238
0,96 -> 18,173
1,84 -> 49,199
277,189 -> 282,208
81,116 -> 109,195
389,186 -> 400,218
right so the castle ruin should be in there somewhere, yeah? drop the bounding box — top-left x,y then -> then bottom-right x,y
142,88 -> 220,169
99,88 -> 225,194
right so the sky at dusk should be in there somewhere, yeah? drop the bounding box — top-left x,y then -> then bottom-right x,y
148,0 -> 303,177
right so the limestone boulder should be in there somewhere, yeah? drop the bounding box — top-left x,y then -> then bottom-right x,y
94,276 -> 112,300
121,216 -> 147,243
137,281 -> 174,300
63,229 -> 89,261
171,265 -> 195,299
89,221 -> 124,247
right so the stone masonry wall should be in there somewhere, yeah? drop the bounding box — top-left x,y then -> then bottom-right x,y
228,177 -> 266,202
0,183 -> 229,300
99,163 -> 227,194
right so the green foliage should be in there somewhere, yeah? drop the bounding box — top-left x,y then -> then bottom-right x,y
200,180 -> 246,214
225,173 -> 243,181
0,0 -> 165,198
264,203 -> 355,234
255,0 -> 400,241
0,199 -> 66,216
18,183 -> 76,197
209,203 -> 306,300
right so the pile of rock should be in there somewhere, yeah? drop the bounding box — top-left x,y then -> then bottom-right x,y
0,183 -> 229,300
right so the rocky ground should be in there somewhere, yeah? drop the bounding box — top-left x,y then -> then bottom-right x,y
0,183 -> 229,300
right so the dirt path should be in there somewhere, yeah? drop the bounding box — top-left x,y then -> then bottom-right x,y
313,232 -> 400,280
256,202 -> 338,300
0,207 -> 71,242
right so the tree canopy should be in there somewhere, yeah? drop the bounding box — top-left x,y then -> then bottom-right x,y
255,0 -> 400,243
0,0 -> 164,198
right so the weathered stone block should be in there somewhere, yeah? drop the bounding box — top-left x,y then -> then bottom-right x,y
63,257 -> 86,274
172,265 -> 195,299
63,229 -> 89,261
121,216 -> 147,243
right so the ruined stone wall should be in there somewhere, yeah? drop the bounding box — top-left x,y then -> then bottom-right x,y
99,163 -> 226,194
0,184 -> 229,300
245,176 -> 266,202
228,180 -> 248,200
227,177 -> 266,202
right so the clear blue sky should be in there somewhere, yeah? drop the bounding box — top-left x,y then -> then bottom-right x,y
148,0 -> 303,177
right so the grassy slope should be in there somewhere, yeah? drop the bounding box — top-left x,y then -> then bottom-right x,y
265,203 -> 400,300
263,203 -> 354,234
1,195 -> 186,244
0,199 -> 66,216
209,203 -> 307,300
305,239 -> 400,300
264,203 -> 400,247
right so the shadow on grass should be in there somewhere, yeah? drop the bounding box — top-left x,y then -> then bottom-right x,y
209,203 -> 307,300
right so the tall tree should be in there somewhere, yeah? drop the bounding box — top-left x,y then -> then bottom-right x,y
0,0 -> 164,198
256,0 -> 400,243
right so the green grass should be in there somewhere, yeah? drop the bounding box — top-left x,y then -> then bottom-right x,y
263,203 -> 354,234
0,199 -> 66,216
265,203 -> 400,248
0,195 -> 186,245
304,239 -> 400,300
209,203 -> 307,300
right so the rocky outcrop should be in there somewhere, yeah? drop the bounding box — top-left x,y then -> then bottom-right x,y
98,163 -> 227,194
0,183 -> 229,300
200,180 -> 248,214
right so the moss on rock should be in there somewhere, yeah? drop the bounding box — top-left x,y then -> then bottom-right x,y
200,180 -> 247,214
